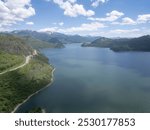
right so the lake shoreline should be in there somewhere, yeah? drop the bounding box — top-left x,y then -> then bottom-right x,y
11,66 -> 55,113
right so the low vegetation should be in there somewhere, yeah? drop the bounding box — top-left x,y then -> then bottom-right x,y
0,52 -> 25,73
20,36 -> 63,49
0,33 -> 53,112
0,54 -> 53,112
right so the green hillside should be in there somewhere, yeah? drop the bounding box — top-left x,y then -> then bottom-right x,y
0,54 -> 53,112
0,52 -> 25,73
0,34 -> 32,73
11,30 -> 65,48
0,34 -> 33,55
0,33 -> 53,112
82,35 -> 150,52
20,36 -> 64,49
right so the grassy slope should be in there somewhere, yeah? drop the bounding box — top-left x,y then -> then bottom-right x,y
20,36 -> 58,49
0,52 -> 25,73
0,54 -> 53,112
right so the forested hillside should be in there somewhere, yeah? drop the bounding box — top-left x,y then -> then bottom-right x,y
0,33 -> 53,112
0,34 -> 33,55
82,35 -> 150,52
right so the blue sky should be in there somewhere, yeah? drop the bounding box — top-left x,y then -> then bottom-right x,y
0,0 -> 150,37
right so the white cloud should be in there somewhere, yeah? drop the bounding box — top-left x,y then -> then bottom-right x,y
109,29 -> 140,34
121,17 -> 136,25
105,28 -> 150,37
88,12 -> 150,26
26,22 -> 34,25
112,14 -> 150,25
59,22 -> 64,26
112,17 -> 136,25
38,27 -> 58,33
102,10 -> 124,21
0,0 -> 35,28
137,14 -> 150,23
95,28 -> 148,38
50,0 -> 95,17
68,0 -> 77,3
38,25 -> 150,37
91,0 -> 108,7
0,27 -> 8,32
60,22 -> 106,33
38,22 -> 106,35
88,10 -> 124,22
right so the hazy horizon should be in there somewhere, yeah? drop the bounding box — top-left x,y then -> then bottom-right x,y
1,29 -> 150,39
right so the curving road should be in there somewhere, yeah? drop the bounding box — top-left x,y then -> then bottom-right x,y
0,50 -> 37,75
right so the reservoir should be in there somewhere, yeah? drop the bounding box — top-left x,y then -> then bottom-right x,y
16,43 -> 150,112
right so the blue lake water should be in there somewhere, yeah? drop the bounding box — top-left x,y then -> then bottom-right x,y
16,43 -> 150,112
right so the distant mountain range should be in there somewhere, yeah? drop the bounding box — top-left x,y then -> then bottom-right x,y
1,30 -> 150,52
0,30 -> 99,52
11,30 -> 65,49
82,35 -> 150,52
10,30 -> 99,48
